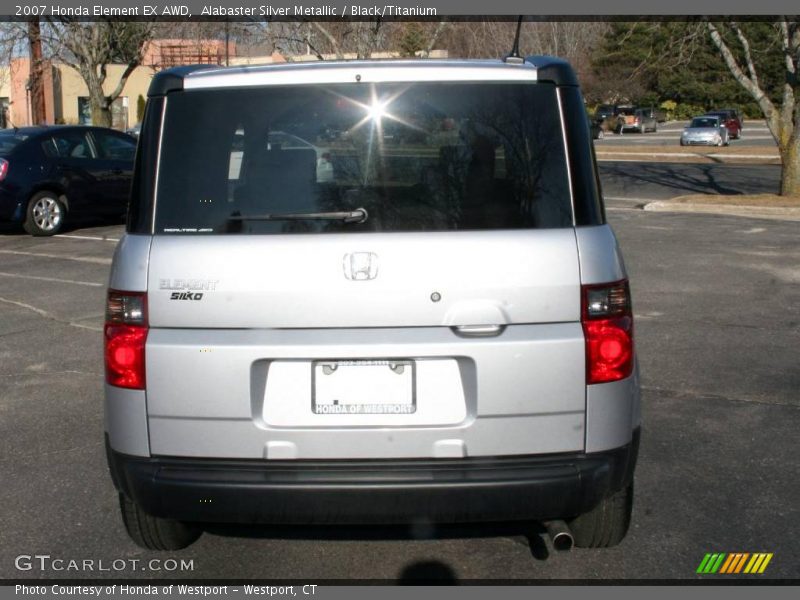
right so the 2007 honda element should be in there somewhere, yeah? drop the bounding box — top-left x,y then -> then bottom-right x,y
104,57 -> 640,551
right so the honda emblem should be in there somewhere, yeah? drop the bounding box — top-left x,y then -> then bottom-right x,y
343,252 -> 379,281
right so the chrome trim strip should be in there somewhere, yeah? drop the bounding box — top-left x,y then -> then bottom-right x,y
150,96 -> 168,235
184,63 -> 537,89
556,87 -> 576,227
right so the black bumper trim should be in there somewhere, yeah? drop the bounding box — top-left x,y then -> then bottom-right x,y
106,429 -> 639,525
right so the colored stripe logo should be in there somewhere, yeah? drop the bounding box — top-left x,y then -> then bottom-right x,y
697,553 -> 773,574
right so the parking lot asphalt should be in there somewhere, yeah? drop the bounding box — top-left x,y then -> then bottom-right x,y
598,162 -> 781,203
1,162 -> 798,581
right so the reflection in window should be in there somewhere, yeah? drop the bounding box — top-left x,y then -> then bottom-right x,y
156,82 -> 572,234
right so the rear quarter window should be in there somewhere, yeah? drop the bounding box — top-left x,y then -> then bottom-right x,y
0,134 -> 26,154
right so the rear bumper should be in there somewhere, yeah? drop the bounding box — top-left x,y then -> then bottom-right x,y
681,138 -> 719,145
107,428 -> 639,525
0,187 -> 23,221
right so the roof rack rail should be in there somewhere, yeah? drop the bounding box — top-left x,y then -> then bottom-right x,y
523,56 -> 579,86
148,64 -> 218,97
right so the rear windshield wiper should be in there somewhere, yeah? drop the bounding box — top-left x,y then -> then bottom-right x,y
228,208 -> 368,224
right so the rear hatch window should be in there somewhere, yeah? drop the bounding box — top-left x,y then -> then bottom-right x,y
154,82 -> 572,234
0,133 -> 27,155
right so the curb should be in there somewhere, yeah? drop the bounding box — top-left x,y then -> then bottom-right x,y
643,201 -> 800,221
595,152 -> 780,165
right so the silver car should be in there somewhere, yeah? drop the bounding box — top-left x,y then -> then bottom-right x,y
105,58 -> 640,552
680,115 -> 730,146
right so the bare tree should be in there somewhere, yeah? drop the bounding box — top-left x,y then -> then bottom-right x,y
42,19 -> 154,127
265,20 -> 449,60
708,20 -> 799,196
267,21 -> 385,60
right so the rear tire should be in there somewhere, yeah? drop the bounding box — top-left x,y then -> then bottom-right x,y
119,494 -> 202,550
568,483 -> 633,548
23,191 -> 65,236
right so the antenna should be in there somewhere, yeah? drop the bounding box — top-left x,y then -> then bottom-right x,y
504,16 -> 524,64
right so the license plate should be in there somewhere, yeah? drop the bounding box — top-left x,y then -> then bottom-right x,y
312,360 -> 416,415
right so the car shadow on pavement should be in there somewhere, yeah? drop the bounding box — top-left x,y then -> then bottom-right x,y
203,521 -> 553,562
0,215 -> 125,236
398,560 -> 458,583
600,162 -> 774,196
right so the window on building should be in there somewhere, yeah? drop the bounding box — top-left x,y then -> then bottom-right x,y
77,97 -> 92,125
0,98 -> 9,129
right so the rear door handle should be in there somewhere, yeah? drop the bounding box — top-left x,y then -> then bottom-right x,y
452,324 -> 505,337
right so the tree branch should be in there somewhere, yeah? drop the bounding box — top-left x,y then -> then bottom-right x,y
311,22 -> 343,59
106,59 -> 138,103
423,20 -> 448,58
731,22 -> 760,86
707,21 -> 778,130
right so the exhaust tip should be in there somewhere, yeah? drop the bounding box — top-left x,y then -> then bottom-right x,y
543,520 -> 574,552
551,531 -> 574,552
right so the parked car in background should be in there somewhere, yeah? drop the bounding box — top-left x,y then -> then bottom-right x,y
125,122 -> 141,138
715,108 -> 743,131
0,126 -> 136,235
706,109 -> 741,139
595,104 -> 617,121
638,106 -> 667,124
587,113 -> 604,140
680,115 -> 730,146
615,107 -> 657,133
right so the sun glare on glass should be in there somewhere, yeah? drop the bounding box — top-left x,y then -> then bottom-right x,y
367,99 -> 388,122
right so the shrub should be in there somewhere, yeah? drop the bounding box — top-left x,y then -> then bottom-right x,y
136,95 -> 146,123
673,103 -> 707,120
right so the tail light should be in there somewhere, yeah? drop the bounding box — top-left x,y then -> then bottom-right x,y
581,280 -> 634,384
0,158 -> 8,181
104,290 -> 148,390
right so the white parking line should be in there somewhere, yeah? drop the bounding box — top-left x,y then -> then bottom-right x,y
0,272 -> 104,287
0,296 -> 51,318
0,296 -> 104,332
604,196 -> 660,203
597,151 -> 778,159
0,250 -> 111,265
55,234 -> 120,242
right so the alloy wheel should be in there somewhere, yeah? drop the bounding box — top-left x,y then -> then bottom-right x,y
32,196 -> 62,232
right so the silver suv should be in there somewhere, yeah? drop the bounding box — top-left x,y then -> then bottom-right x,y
105,58 -> 640,551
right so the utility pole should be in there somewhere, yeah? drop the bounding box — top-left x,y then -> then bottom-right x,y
28,17 -> 46,125
225,20 -> 230,66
